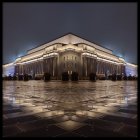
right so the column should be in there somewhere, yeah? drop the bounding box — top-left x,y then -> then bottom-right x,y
43,59 -> 46,73
98,60 -> 100,74
79,54 -> 83,79
103,61 -> 105,74
85,57 -> 87,76
82,56 -> 85,77
52,57 -> 54,77
86,57 -> 90,76
97,61 -> 99,74
94,58 -> 97,74
57,54 -> 60,79
100,61 -> 103,74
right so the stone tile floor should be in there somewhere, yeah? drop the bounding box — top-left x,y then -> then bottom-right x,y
3,80 -> 137,137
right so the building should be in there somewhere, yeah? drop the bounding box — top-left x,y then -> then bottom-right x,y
3,33 -> 137,79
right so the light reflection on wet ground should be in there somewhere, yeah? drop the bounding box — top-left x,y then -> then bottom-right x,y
3,80 -> 137,137
3,81 -> 137,111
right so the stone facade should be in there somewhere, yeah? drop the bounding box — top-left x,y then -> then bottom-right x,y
3,33 -> 137,79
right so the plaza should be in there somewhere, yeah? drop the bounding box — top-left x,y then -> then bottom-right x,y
3,80 -> 137,137
3,3 -> 137,137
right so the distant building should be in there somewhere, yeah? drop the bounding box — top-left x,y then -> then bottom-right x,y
125,63 -> 137,76
3,63 -> 15,77
3,33 -> 137,79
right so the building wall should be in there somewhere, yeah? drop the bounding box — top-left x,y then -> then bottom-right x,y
3,51 -> 128,79
3,60 -> 137,79
59,51 -> 81,72
3,38 -> 137,79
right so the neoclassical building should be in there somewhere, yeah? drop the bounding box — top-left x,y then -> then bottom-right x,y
3,33 -> 137,79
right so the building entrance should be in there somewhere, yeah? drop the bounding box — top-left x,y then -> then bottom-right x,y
61,71 -> 78,81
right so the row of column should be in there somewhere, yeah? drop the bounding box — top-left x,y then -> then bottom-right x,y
15,55 -> 125,78
15,56 -> 58,77
82,56 -> 125,76
82,57 -> 97,77
97,61 -> 125,75
43,57 -> 57,77
97,60 -> 116,74
25,61 -> 44,74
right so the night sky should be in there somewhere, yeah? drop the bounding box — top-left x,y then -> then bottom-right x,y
3,3 -> 137,64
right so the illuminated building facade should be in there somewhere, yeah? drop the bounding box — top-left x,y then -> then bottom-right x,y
3,33 -> 137,79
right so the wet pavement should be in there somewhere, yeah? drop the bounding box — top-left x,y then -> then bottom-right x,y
3,80 -> 137,137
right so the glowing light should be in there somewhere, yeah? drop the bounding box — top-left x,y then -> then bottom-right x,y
22,54 -> 43,61
16,53 -> 58,65
82,53 -> 97,58
119,57 -> 125,62
43,52 -> 58,58
15,57 -> 21,62
126,63 -> 137,67
3,63 -> 14,67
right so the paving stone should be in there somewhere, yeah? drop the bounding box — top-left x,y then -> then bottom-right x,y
101,115 -> 137,126
3,81 -> 137,137
3,115 -> 40,125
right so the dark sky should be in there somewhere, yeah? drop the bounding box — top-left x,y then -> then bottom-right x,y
3,3 -> 137,64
